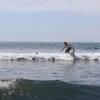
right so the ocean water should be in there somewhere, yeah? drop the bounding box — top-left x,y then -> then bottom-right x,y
0,42 -> 100,100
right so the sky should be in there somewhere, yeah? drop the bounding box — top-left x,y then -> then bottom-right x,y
0,0 -> 100,42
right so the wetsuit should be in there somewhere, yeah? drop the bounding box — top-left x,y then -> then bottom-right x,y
65,44 -> 75,53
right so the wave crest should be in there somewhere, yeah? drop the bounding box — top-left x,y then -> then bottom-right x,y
0,53 -> 99,61
0,79 -> 100,100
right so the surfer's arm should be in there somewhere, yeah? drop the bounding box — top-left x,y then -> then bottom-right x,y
73,48 -> 75,52
69,44 -> 75,52
61,46 -> 65,52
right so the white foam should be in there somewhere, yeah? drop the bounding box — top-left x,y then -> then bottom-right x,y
0,79 -> 16,88
0,53 -> 99,61
77,53 -> 100,60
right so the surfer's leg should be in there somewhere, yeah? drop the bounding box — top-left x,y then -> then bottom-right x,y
69,50 -> 76,61
74,56 -> 76,61
65,48 -> 71,53
65,49 -> 69,53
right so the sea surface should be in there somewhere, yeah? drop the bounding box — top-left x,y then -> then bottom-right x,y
0,42 -> 100,100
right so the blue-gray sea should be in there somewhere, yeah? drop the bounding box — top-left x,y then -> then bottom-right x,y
0,42 -> 100,100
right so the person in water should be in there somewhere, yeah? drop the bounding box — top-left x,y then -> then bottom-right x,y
61,42 -> 76,60
61,42 -> 75,53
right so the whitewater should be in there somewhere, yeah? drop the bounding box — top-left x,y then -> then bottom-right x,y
0,52 -> 99,61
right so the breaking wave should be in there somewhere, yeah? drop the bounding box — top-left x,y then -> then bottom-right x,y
0,79 -> 100,100
0,79 -> 16,88
0,53 -> 99,61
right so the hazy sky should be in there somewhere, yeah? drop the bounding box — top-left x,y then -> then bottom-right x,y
0,0 -> 100,42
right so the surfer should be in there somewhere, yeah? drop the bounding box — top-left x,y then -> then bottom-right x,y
61,42 -> 76,61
